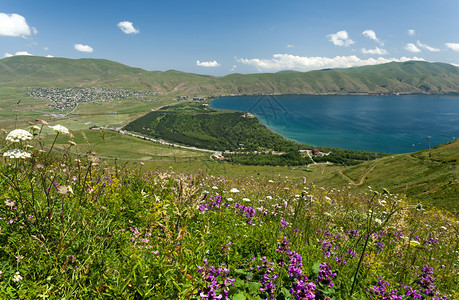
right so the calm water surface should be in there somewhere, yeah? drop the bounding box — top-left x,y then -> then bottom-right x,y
210,95 -> 459,153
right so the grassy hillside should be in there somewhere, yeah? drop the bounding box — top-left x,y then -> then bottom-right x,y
1,56 -> 459,95
334,139 -> 459,212
0,127 -> 457,298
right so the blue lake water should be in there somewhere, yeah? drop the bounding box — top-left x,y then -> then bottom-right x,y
210,95 -> 459,153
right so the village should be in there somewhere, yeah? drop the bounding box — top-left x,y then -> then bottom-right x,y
28,87 -> 160,111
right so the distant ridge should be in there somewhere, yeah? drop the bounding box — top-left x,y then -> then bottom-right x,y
1,56 -> 459,95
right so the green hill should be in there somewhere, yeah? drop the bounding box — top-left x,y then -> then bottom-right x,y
1,56 -> 459,94
332,139 -> 459,212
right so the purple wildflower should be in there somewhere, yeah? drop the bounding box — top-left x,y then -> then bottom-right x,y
316,262 -> 337,288
290,280 -> 316,300
198,259 -> 235,300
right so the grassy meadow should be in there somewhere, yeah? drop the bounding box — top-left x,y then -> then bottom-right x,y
0,124 -> 458,299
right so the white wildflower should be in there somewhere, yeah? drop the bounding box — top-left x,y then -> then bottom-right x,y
374,218 -> 383,225
230,188 -> 240,193
30,125 -> 41,131
410,240 -> 420,246
49,124 -> 69,134
440,226 -> 447,230
212,186 -> 218,190
6,129 -> 33,143
4,199 -> 15,208
3,149 -> 31,159
266,196 -> 272,200
12,272 -> 22,282
57,185 -> 73,195
242,198 -> 250,202
227,198 -> 233,202
268,180 -> 274,183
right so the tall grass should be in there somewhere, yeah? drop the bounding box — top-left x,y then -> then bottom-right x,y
0,122 -> 457,299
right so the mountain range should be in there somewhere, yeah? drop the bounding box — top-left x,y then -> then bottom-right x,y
1,56 -> 459,95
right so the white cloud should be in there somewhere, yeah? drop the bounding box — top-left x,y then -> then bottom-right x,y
416,40 -> 440,52
0,13 -> 35,37
196,60 -> 221,67
46,55 -> 54,58
117,21 -> 139,34
286,44 -> 294,48
230,65 -> 237,71
327,30 -> 354,47
74,44 -> 94,53
361,47 -> 388,55
237,54 -> 424,72
445,43 -> 459,52
4,51 -> 33,58
408,29 -> 415,36
404,43 -> 421,53
362,30 -> 383,45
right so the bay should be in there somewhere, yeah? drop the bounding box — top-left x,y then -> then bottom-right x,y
210,95 -> 459,153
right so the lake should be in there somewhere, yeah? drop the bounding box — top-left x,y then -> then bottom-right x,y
210,95 -> 459,153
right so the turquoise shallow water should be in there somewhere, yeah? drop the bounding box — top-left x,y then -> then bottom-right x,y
210,95 -> 459,153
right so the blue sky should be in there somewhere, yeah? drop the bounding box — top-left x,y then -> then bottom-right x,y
1,0 -> 459,75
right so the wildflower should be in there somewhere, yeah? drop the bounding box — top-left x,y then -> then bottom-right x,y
242,198 -> 250,202
49,124 -> 69,134
37,119 -> 49,125
12,272 -> 23,282
30,125 -> 41,131
266,195 -> 272,200
374,218 -> 383,225
57,185 -> 73,195
68,140 -> 77,146
212,186 -> 218,190
198,259 -> 234,299
3,148 -> 31,159
317,262 -> 337,288
291,280 -> 316,300
6,129 -> 33,142
280,220 -> 288,228
5,199 -> 15,208
230,188 -> 239,193
366,278 -> 402,299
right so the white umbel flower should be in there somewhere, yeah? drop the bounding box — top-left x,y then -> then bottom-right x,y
3,149 -> 31,159
49,124 -> 69,134
12,272 -> 23,282
230,188 -> 240,193
6,129 -> 33,143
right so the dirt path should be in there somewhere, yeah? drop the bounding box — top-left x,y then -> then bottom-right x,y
339,163 -> 378,186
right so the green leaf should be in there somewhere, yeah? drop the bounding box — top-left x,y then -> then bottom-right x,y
232,292 -> 247,300
228,286 -> 240,297
247,281 -> 262,293
312,262 -> 321,275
